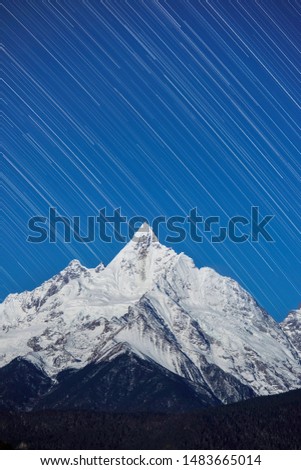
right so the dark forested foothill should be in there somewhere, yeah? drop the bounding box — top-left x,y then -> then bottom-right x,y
0,388 -> 300,450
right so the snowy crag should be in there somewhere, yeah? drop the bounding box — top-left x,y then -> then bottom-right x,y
282,308 -> 301,357
0,224 -> 300,411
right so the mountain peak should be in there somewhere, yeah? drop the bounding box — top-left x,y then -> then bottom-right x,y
59,259 -> 87,280
131,222 -> 159,244
108,222 -> 162,264
95,262 -> 105,273
104,222 -> 176,297
67,259 -> 83,268
282,308 -> 301,356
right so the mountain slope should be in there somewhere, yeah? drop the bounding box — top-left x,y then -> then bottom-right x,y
0,223 -> 300,409
0,354 -> 220,412
37,350 -> 221,412
0,358 -> 52,411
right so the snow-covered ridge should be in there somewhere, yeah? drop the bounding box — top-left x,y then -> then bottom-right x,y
282,308 -> 301,356
0,224 -> 300,402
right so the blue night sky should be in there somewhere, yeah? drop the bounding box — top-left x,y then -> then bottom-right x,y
1,0 -> 300,320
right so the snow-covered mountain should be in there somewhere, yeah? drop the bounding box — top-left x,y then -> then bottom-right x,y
282,308 -> 301,357
0,223 -> 300,411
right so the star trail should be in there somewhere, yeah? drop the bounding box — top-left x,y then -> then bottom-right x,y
1,0 -> 300,320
